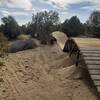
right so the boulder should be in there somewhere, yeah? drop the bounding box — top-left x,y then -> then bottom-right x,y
9,39 -> 37,53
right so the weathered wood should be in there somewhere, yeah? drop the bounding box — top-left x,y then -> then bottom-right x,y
87,65 -> 100,70
69,43 -> 76,56
72,41 -> 100,92
59,37 -> 100,93
82,53 -> 100,57
76,50 -> 80,66
91,75 -> 100,80
83,57 -> 100,60
85,61 -> 100,65
88,69 -> 100,75
81,51 -> 100,54
96,86 -> 100,92
80,48 -> 100,51
94,80 -> 100,86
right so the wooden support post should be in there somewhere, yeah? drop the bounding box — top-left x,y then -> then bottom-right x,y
76,50 -> 80,66
69,43 -> 76,57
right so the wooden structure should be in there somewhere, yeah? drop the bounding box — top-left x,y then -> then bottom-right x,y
52,32 -> 100,93
64,38 -> 100,93
52,31 -> 68,50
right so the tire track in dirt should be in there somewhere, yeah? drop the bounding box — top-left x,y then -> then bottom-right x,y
0,60 -> 15,100
1,44 -> 98,100
5,61 -> 32,100
4,47 -> 49,100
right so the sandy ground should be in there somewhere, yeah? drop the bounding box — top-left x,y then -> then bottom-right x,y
0,43 -> 98,100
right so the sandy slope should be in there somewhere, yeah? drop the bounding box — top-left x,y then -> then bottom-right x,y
52,31 -> 68,50
0,44 -> 98,100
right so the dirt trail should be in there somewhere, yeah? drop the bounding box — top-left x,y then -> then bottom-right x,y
0,44 -> 98,100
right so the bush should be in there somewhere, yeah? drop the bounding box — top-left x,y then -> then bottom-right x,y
17,34 -> 31,40
0,33 -> 8,56
40,34 -> 56,45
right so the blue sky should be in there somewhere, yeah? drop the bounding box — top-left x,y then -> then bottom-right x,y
0,0 -> 100,25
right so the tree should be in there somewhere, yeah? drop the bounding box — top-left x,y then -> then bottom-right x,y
1,16 -> 20,39
20,25 -> 27,34
86,11 -> 100,37
62,16 -> 83,37
26,22 -> 36,36
31,10 -> 60,44
88,11 -> 100,26
62,19 -> 69,35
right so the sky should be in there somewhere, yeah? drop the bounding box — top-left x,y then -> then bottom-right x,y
0,0 -> 100,25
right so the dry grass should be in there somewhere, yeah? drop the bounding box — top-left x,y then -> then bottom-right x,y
0,61 -> 4,66
17,34 -> 31,40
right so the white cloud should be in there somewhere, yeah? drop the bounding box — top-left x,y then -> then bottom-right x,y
80,0 -> 100,11
60,11 -> 75,22
1,10 -> 29,16
42,0 -> 100,11
51,0 -> 80,7
92,0 -> 100,4
13,12 -> 29,16
84,0 -> 100,6
0,0 -> 32,10
1,10 -> 10,16
17,20 -> 28,25
41,8 -> 49,12
60,12 -> 69,22
43,0 -> 81,8
0,21 -> 2,25
81,6 -> 100,11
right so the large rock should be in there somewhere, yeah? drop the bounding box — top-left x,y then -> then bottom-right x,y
9,39 -> 37,53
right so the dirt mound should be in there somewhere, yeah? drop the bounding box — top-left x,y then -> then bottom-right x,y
51,31 -> 68,49
0,43 -> 98,100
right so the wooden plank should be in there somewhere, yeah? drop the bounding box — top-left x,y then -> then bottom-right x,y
88,69 -> 100,75
82,53 -> 100,57
80,49 -> 100,51
91,75 -> 100,80
96,86 -> 100,92
72,38 -> 100,93
94,80 -> 100,86
81,51 -> 100,54
87,65 -> 100,70
80,48 -> 100,51
85,61 -> 100,65
83,57 -> 100,60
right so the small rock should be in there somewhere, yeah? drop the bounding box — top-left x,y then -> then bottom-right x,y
0,78 -> 4,82
25,66 -> 29,68
2,89 -> 6,93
